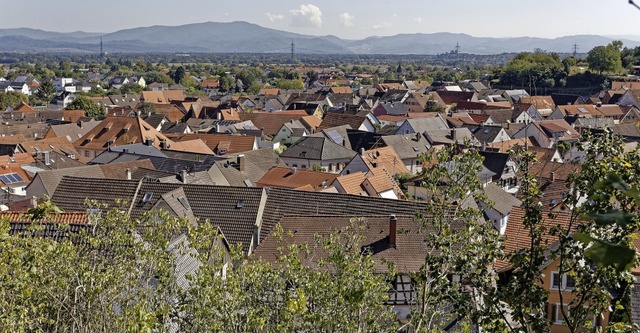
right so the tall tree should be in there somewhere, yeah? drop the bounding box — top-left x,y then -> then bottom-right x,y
34,80 -> 56,104
172,66 -> 186,84
587,42 -> 623,74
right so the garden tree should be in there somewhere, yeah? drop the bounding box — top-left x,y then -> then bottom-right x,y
144,71 -> 174,85
499,51 -> 564,91
119,82 -> 144,95
562,56 -> 577,74
424,99 -> 445,113
0,203 -> 190,332
65,95 -> 105,118
587,42 -> 623,74
178,219 -> 398,332
0,91 -> 28,110
218,76 -> 232,92
137,101 -> 157,115
172,66 -> 186,84
273,78 -> 304,90
235,67 -> 265,89
34,80 -> 56,103
408,144 -> 505,332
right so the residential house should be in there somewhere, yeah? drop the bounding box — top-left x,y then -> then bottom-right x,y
272,119 -> 310,145
512,119 -> 580,148
424,128 -> 477,147
73,116 -> 176,159
373,102 -> 409,117
0,153 -> 35,204
595,104 -> 626,123
465,125 -> 512,145
378,133 -> 431,174
279,136 -> 356,173
256,166 -> 338,191
478,182 -> 522,235
551,93 -> 584,107
319,112 -> 377,133
396,114 -> 449,135
253,214 -> 455,320
479,151 -> 519,193
166,133 -> 258,156
548,104 -> 602,120
519,96 -> 555,115
342,146 -> 410,178
240,111 -> 308,137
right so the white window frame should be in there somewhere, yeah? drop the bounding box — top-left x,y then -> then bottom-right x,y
550,271 -> 575,291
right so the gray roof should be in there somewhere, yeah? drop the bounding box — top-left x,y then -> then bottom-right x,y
51,177 -> 266,252
280,136 -> 356,161
380,134 -> 431,159
482,183 -> 521,216
404,116 -> 449,133
465,125 -> 508,143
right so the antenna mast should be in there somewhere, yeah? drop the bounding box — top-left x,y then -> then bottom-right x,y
290,39 -> 295,61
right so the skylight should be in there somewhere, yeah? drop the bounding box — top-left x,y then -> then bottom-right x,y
0,173 -> 24,184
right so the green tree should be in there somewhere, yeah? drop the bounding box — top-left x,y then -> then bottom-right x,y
273,79 -> 304,90
499,51 -> 564,91
34,80 -> 56,104
587,42 -> 623,74
172,66 -> 186,84
65,95 -> 105,118
0,91 -> 28,110
119,82 -> 143,95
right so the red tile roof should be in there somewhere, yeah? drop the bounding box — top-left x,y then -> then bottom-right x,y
0,211 -> 88,224
256,166 -> 339,190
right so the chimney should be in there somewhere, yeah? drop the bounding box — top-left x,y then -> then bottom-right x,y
125,168 -> 131,180
145,138 -> 152,146
550,172 -> 556,181
181,169 -> 188,184
450,128 -> 456,141
216,111 -> 222,120
160,140 -> 167,149
237,154 -> 245,172
43,151 -> 51,166
291,166 -> 297,174
359,147 -> 365,156
389,214 -> 397,248
30,196 -> 37,208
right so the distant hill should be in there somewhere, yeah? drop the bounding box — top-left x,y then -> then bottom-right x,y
0,21 -> 638,54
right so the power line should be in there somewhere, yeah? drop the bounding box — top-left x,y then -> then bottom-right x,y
631,0 -> 640,10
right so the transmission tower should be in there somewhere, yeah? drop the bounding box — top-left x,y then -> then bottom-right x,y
290,39 -> 295,61
100,36 -> 104,56
572,43 -> 578,58
455,42 -> 460,54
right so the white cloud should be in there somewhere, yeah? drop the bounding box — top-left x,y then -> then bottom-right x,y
414,17 -> 423,24
339,12 -> 354,27
289,4 -> 323,28
266,12 -> 284,22
372,22 -> 391,30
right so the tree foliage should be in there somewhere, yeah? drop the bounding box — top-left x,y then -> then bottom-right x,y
0,91 -> 29,110
34,80 -> 56,103
499,51 -> 565,91
65,95 -> 105,118
587,42 -> 623,74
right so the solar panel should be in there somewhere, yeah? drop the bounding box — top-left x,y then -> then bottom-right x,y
0,173 -> 24,184
326,130 -> 344,145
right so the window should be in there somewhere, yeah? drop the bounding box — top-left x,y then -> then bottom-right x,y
551,271 -> 575,291
415,160 -> 421,166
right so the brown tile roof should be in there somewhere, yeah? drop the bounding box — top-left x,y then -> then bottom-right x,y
165,133 -> 255,155
240,111 -> 307,136
151,104 -> 186,122
256,166 -> 339,190
535,119 -> 580,141
329,86 -> 353,94
74,116 -> 174,152
300,115 -> 322,131
334,172 -> 367,195
0,134 -> 27,145
556,104 -> 602,118
486,138 -> 532,153
253,215 -> 457,273
19,136 -> 78,157
13,101 -> 35,112
0,153 -> 34,185
526,160 -> 579,182
496,208 -> 576,271
519,96 -> 555,110
595,104 -> 625,117
140,90 -> 185,104
435,91 -> 476,105
360,146 -> 410,176
612,81 -> 640,90
0,211 -> 88,224
164,139 -> 214,155
201,78 -> 219,89
319,112 -> 368,130
259,88 -> 280,96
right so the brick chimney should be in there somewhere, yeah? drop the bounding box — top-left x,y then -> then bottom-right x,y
125,168 -> 131,180
389,214 -> 397,248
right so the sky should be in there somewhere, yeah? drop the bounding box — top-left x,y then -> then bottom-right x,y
1,0 -> 639,40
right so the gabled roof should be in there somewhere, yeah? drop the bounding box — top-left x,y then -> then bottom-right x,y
0,211 -> 88,224
519,96 -> 555,110
256,166 -> 338,190
551,93 -> 583,107
379,133 -> 431,160
253,215 -> 446,273
74,116 -> 174,151
403,115 -> 450,132
334,172 -> 367,195
166,133 -> 255,155
556,104 -> 602,118
280,136 -> 356,161
240,111 -> 307,136
483,182 -> 521,216
434,91 -> 476,105
496,208 -> 575,271
466,125 -> 509,143
595,104 -> 625,117
358,146 -> 410,176
319,112 -> 369,130
479,151 -> 511,179
51,177 -> 265,252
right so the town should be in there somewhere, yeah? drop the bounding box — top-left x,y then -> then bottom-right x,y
0,23 -> 640,333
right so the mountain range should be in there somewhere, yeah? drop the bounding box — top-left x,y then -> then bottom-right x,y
0,21 -> 637,55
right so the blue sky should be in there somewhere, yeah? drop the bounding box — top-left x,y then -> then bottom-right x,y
2,0 -> 638,39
